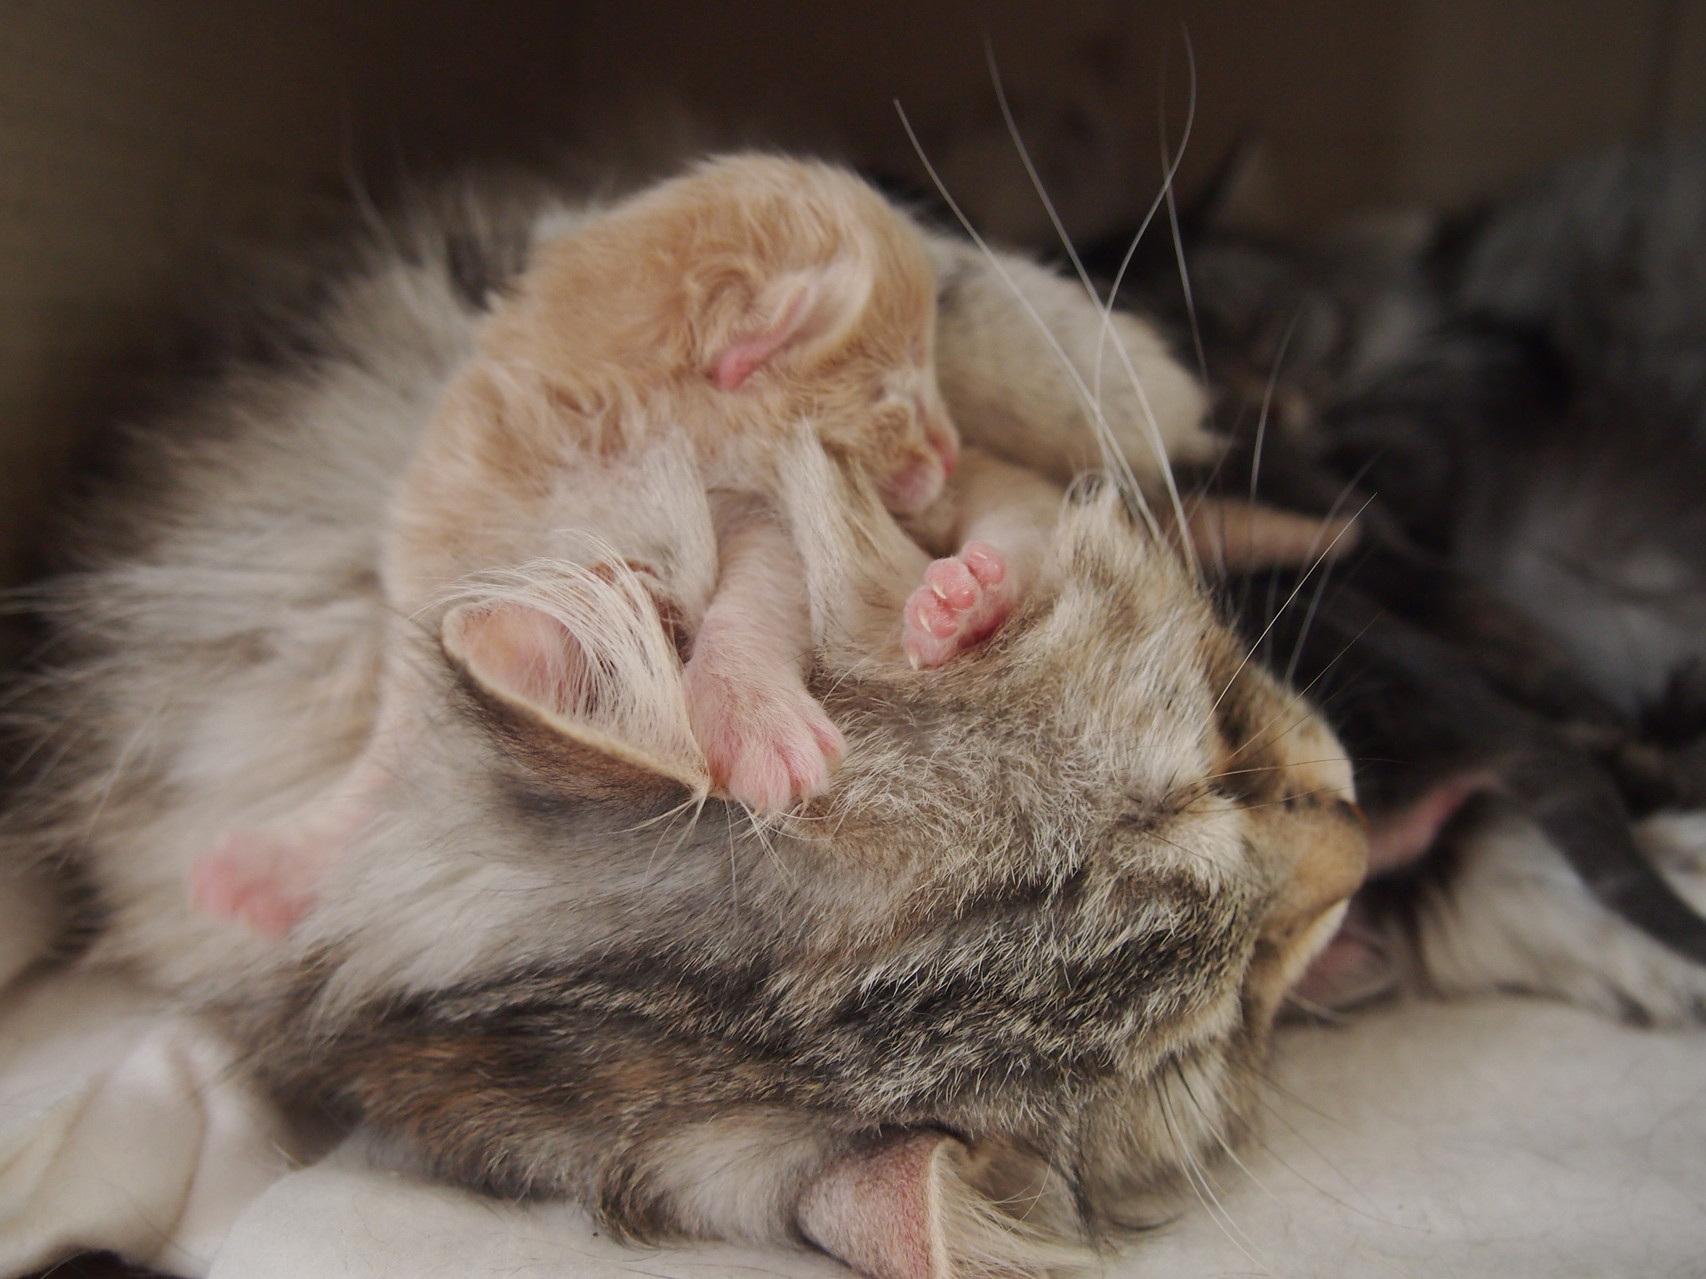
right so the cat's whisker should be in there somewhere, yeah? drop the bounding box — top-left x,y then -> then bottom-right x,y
894,101 -> 1165,545
981,47 -> 1199,579
1281,990 -> 1353,1023
1201,758 -> 1363,785
996,37 -> 1207,579
1277,458 -> 1378,691
1247,308 -> 1303,508
1213,495 -> 1372,720
1236,1079 -> 1419,1231
1157,30 -> 1210,399
1232,618 -> 1377,765
1171,1059 -> 1289,1215
1153,1071 -> 1275,1275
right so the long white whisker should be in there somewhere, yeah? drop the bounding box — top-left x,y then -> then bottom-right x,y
981,40 -> 1126,483
1155,1072 -> 1274,1274
1084,30 -> 1205,577
1157,30 -> 1210,395
894,100 -> 1165,543
1278,460 -> 1380,689
1249,308 -> 1303,507
1212,496 -> 1373,719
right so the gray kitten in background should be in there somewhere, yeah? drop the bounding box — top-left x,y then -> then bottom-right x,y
1101,142 -> 1706,1020
0,157 -> 1361,1279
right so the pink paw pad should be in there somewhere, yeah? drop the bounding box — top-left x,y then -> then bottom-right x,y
189,831 -> 318,938
903,541 -> 1010,669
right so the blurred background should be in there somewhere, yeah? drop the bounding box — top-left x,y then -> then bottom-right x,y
3,0 -> 1703,591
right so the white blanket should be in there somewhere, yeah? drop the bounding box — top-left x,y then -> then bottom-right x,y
3,957 -> 1703,1278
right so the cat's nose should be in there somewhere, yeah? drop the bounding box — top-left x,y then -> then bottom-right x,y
1283,802 -> 1369,929
1252,802 -> 1369,1000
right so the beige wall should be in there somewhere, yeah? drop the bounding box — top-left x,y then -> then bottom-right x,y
2,0 -> 1703,588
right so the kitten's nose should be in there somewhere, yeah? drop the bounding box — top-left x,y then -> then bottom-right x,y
918,395 -> 958,475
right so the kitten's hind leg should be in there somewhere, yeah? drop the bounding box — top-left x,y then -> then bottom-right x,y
189,660 -> 420,936
904,542 -> 1012,669
902,449 -> 1056,668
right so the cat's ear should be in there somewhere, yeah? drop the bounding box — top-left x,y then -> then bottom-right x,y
711,257 -> 875,391
1178,497 -> 1359,572
442,577 -> 709,803
797,1132 -> 1077,1279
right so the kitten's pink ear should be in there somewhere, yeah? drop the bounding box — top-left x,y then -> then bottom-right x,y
445,601 -> 589,719
712,258 -> 874,391
1180,497 -> 1359,572
443,587 -> 709,800
798,1132 -> 1066,1279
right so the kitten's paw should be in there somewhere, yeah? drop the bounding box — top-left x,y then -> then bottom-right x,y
189,831 -> 319,938
903,542 -> 1011,669
686,667 -> 845,814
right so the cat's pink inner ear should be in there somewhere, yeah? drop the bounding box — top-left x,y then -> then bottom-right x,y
797,1132 -> 951,1279
1369,771 -> 1498,874
712,260 -> 872,391
444,602 -> 587,719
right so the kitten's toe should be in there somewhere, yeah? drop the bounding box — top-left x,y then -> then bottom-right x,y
903,542 -> 1011,669
189,832 -> 316,938
687,668 -> 844,813
714,708 -> 844,813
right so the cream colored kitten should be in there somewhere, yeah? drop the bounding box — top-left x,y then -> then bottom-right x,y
193,154 -> 965,933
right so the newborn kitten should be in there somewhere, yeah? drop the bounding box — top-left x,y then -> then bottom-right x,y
194,154 -> 973,934
2,153 -> 1370,1278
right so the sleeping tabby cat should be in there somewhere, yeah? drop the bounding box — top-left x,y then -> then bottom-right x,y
1,156 -> 1359,1278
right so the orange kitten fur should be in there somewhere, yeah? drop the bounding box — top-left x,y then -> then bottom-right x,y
193,154 -> 961,933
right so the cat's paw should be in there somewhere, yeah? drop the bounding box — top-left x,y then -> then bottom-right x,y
189,830 -> 321,938
903,542 -> 1011,669
685,665 -> 845,814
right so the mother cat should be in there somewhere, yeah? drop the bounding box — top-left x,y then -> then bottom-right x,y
1,157 -> 1364,1279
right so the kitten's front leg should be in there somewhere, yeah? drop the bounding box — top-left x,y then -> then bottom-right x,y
684,495 -> 844,813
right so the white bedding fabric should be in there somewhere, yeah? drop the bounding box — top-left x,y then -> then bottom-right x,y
3,955 -> 1703,1278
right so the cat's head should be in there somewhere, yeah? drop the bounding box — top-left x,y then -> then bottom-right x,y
255,447 -> 1362,1279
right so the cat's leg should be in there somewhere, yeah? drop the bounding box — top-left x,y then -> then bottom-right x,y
1405,806 -> 1706,1024
684,495 -> 844,813
903,451 -> 1059,668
